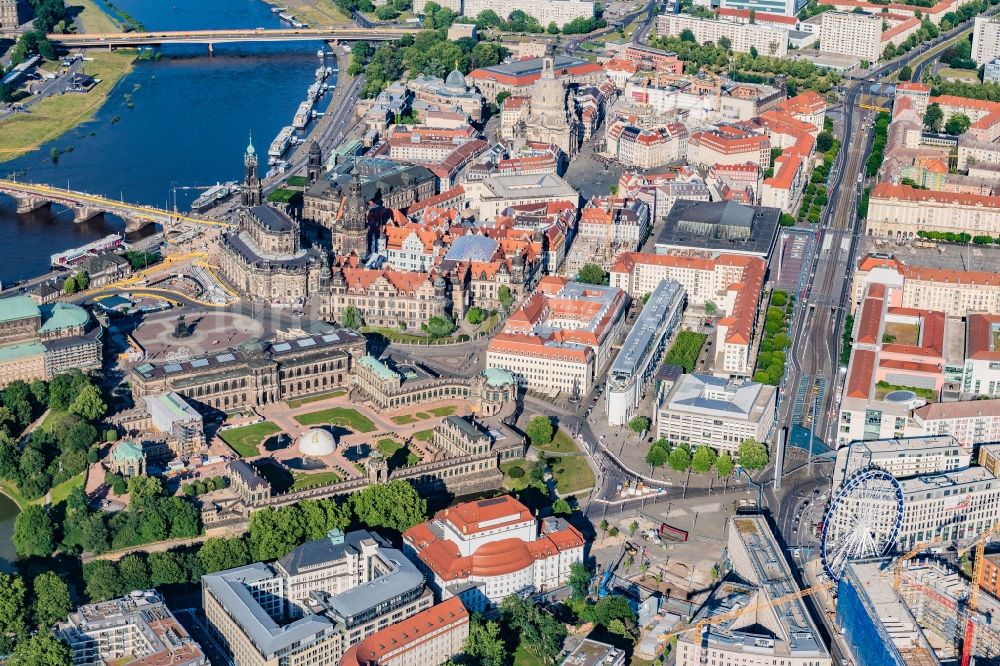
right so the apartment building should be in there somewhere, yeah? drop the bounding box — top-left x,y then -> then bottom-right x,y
611,251 -> 766,376
486,276 -> 629,396
577,196 -> 651,251
819,12 -> 882,62
718,0 -> 807,17
911,399 -> 1000,450
850,254 -> 1000,318
676,516 -> 831,666
203,530 -> 433,666
832,435 -> 970,489
687,127 -> 771,168
338,598 -> 469,666
657,14 -> 789,57
606,280 -> 686,426
866,182 -> 1000,239
962,313 -> 1000,397
656,373 -> 776,454
760,153 -> 805,212
403,496 -> 584,613
605,119 -> 689,168
462,0 -> 594,28
57,590 -> 207,666
973,16 -> 1000,66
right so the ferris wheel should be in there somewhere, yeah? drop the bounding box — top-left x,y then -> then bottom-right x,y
820,467 -> 904,581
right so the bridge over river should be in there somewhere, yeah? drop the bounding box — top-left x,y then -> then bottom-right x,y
47,27 -> 419,50
0,180 -> 232,230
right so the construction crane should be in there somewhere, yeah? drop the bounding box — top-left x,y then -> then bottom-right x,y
658,580 -> 834,643
893,538 -> 944,593
958,521 -> 1000,666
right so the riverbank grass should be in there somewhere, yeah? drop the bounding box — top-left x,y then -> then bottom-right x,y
0,50 -> 136,163
69,0 -> 122,32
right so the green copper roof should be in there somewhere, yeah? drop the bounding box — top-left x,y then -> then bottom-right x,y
359,355 -> 399,381
38,302 -> 89,334
483,367 -> 515,387
111,440 -> 144,462
0,341 -> 45,362
0,296 -> 40,325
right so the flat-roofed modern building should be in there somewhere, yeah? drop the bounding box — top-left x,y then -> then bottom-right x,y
202,529 -> 433,666
56,590 -> 207,666
606,280 -> 686,426
655,200 -> 781,260
462,172 -> 581,220
403,495 -> 584,614
656,373 -> 776,454
675,515 -> 831,666
832,435 -> 970,489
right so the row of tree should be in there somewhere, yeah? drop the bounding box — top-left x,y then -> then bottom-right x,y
922,103 -> 973,135
645,437 -> 768,475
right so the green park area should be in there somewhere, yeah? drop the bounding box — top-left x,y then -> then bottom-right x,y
390,405 -> 456,425
500,461 -> 531,492
291,470 -> 342,491
286,390 -> 346,409
534,429 -> 578,454
294,407 -> 376,432
663,331 -> 708,373
550,455 -> 595,495
0,51 -> 136,163
377,438 -> 420,468
219,422 -> 282,458
413,429 -> 434,442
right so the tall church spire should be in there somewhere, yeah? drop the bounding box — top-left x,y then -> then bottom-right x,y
242,132 -> 262,207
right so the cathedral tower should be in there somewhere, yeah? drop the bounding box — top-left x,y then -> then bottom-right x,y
242,133 -> 262,208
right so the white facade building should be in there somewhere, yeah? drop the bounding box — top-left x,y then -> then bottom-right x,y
606,280 -> 686,426
462,0 -> 595,28
819,12 -> 882,63
403,496 -> 585,614
832,435 -> 970,489
973,16 -> 1000,66
657,14 -> 789,57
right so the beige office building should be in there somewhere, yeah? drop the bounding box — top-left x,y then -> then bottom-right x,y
973,16 -> 1000,66
866,182 -> 1000,239
819,12 -> 882,62
657,14 -> 788,57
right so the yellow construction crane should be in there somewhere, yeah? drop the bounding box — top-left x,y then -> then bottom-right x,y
892,538 -> 944,593
659,581 -> 834,643
958,520 -> 1000,666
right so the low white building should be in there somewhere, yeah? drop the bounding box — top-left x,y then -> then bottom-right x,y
606,280 -> 686,426
403,496 -> 584,613
656,373 -> 776,454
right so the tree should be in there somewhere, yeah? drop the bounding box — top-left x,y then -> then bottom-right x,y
465,617 -> 506,666
716,451 -> 734,478
749,45 -> 759,58
424,316 -> 456,338
737,437 -> 769,471
118,554 -> 151,592
500,595 -> 567,665
149,551 -> 190,587
691,446 -> 717,473
466,306 -> 485,325
668,444 -> 692,472
525,415 -> 555,446
816,131 -> 834,153
341,305 -> 363,330
568,562 -> 591,600
628,415 -> 650,434
198,536 -> 251,574
646,444 -> 669,469
629,520 -> 639,535
577,263 -> 608,285
899,63 -> 913,81
0,573 -> 26,636
944,112 -> 971,135
13,505 -> 54,557
7,631 -> 72,666
32,572 -> 71,629
248,506 -> 306,562
498,284 -> 514,309
679,28 -> 696,42
923,102 -> 944,131
552,498 -> 572,515
350,480 -> 427,533
718,35 -> 732,51
83,560 -> 121,602
68,384 -> 106,421
547,20 -> 559,33
704,300 -> 717,315
583,594 -> 636,630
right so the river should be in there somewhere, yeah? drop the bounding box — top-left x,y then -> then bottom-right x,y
0,0 -> 335,284
0,494 -> 17,571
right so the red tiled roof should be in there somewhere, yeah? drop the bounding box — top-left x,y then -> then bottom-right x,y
846,349 -> 877,399
339,598 -> 468,666
967,313 -> 1000,361
871,182 -> 1000,209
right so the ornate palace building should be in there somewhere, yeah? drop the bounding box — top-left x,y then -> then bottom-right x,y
218,139 -> 328,305
129,330 -> 365,411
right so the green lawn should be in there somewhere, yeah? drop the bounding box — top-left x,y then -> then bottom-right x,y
287,390 -> 346,408
536,429 -> 578,454
219,422 -> 282,458
0,471 -> 85,510
415,412 -> 431,419
551,456 -> 595,494
429,406 -> 456,417
377,439 -> 420,468
291,470 -> 342,491
39,409 -> 76,433
391,414 -> 417,425
501,461 -> 531,492
413,429 -> 434,442
513,642 -> 546,666
294,407 -> 376,432
939,67 -> 979,81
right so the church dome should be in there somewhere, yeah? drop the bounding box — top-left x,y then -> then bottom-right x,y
445,68 -> 466,90
298,428 -> 336,457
